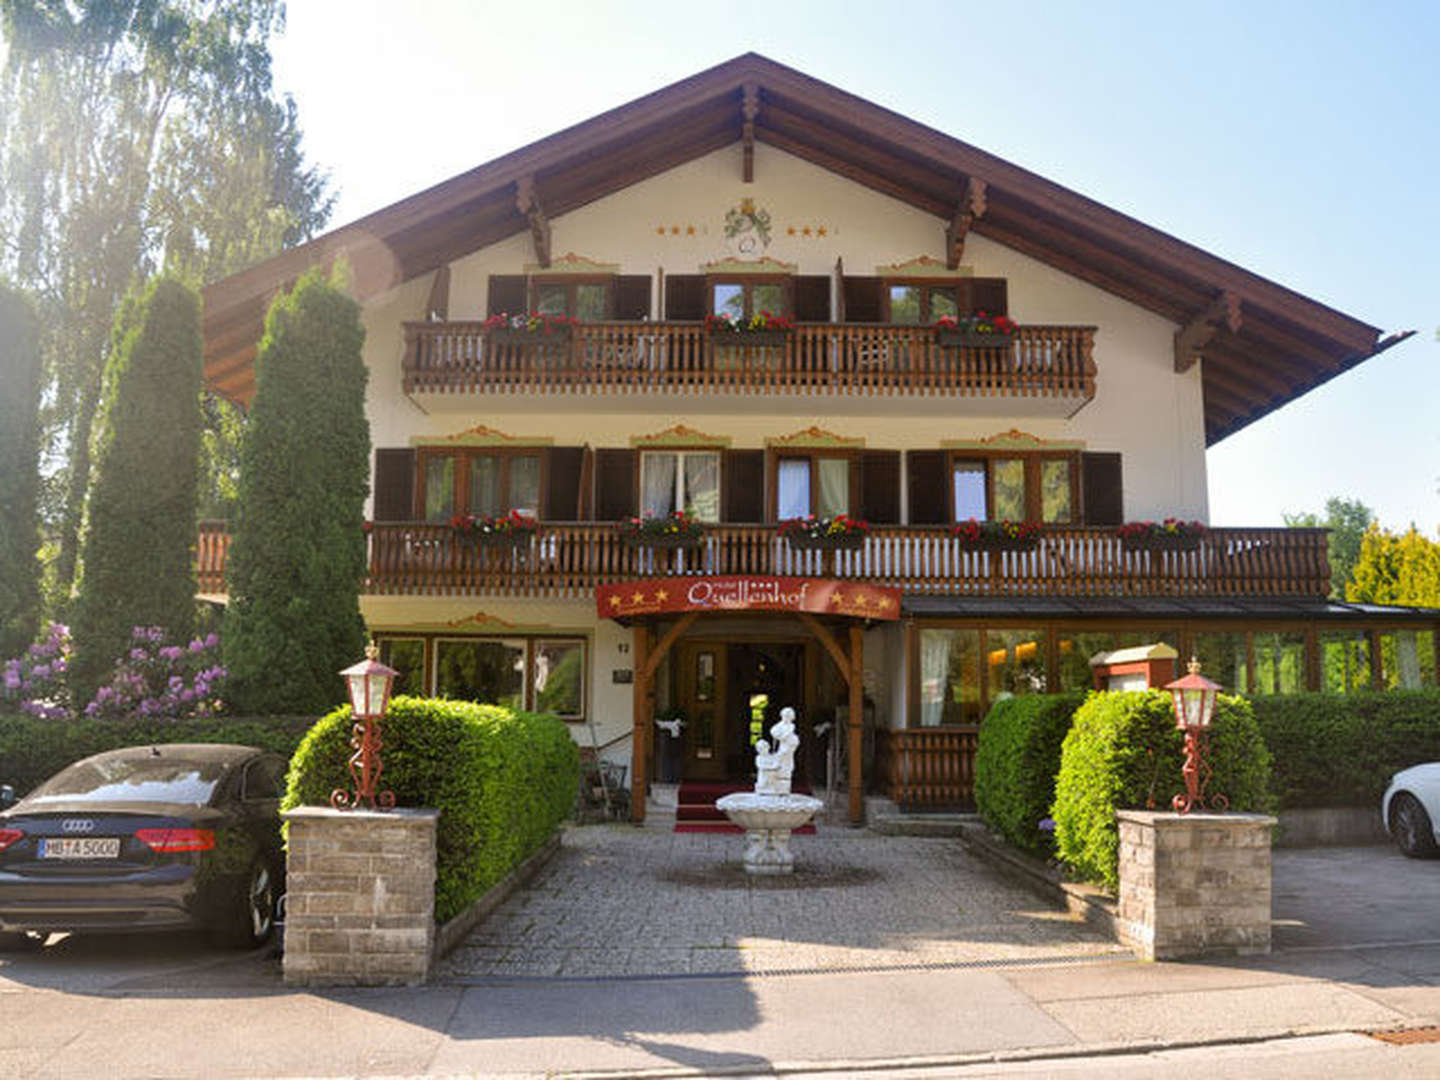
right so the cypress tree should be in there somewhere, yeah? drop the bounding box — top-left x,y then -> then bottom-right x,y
0,285 -> 42,659
222,268 -> 369,714
70,279 -> 204,703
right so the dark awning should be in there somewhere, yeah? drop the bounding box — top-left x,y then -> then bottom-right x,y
901,595 -> 1440,623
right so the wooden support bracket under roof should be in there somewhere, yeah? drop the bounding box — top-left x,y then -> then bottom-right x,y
425,263 -> 451,319
1174,290 -> 1243,373
741,81 -> 759,183
945,177 -> 987,269
514,175 -> 551,268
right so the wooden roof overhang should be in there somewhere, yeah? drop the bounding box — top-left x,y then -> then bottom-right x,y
202,53 -> 1408,444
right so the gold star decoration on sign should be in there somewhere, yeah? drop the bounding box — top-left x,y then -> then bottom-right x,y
609,595 -> 622,608
631,591 -> 645,604
654,589 -> 669,602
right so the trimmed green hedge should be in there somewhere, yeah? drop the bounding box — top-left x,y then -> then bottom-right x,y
1052,691 -> 1273,890
1251,690 -> 1440,809
0,712 -> 315,796
975,693 -> 1084,855
282,696 -> 580,923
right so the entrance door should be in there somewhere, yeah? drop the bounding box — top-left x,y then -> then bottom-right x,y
677,642 -> 727,781
728,643 -> 806,784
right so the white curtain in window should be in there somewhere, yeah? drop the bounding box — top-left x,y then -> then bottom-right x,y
817,458 -> 850,517
640,454 -> 678,517
683,453 -> 721,521
920,630 -> 951,727
777,459 -> 810,519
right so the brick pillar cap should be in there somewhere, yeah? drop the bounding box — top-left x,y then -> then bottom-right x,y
1116,810 -> 1276,827
283,806 -> 441,824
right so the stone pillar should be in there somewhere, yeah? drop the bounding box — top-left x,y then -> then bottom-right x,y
1117,810 -> 1276,961
282,806 -> 439,986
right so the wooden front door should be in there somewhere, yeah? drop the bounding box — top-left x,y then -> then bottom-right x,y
677,642 -> 727,781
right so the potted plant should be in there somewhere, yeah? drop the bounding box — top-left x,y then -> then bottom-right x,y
935,311 -> 1018,348
705,310 -> 795,347
450,510 -> 539,549
953,518 -> 1041,552
483,311 -> 579,345
1118,519 -> 1208,552
778,514 -> 871,551
616,510 -> 706,549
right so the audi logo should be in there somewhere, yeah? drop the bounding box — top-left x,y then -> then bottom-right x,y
61,819 -> 95,834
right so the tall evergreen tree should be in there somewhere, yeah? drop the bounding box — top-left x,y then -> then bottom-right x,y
0,283 -> 42,658
222,269 -> 369,715
70,278 -> 204,704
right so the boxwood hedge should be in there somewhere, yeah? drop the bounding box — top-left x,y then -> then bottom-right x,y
282,696 -> 580,923
974,692 -> 1084,855
1052,691 -> 1273,890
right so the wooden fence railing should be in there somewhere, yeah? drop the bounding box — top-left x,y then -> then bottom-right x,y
402,321 -> 1097,400
878,727 -> 980,809
195,523 -> 1329,600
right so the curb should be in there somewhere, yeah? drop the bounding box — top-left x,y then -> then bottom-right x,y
432,831 -> 562,960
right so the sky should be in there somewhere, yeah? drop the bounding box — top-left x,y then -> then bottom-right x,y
271,0 -> 1439,532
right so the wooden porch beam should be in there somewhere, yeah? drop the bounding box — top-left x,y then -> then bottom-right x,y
1174,290 -> 1242,373
515,175 -> 551,268
945,177 -> 987,269
425,264 -> 451,320
797,613 -> 853,687
630,624 -> 652,823
848,624 -> 864,825
641,612 -> 700,682
741,82 -> 758,182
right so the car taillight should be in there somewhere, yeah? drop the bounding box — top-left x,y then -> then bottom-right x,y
135,828 -> 215,852
0,828 -> 22,852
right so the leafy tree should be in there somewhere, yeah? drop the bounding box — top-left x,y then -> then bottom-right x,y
0,1 -> 331,601
70,279 -> 203,705
0,283 -> 42,658
1283,496 -> 1376,598
1348,525 -> 1440,608
222,269 -> 369,715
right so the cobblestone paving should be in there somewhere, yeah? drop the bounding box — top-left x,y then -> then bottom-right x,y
437,823 -> 1128,981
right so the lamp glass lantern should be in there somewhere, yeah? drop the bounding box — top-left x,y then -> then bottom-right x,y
341,645 -> 398,721
1165,657 -> 1220,731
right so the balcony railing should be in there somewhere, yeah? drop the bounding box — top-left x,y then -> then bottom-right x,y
196,523 -> 1329,600
402,321 -> 1097,400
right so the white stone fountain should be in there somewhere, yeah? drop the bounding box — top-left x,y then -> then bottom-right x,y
716,708 -> 824,875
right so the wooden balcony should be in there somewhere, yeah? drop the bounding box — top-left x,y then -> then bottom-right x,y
402,321 -> 1096,404
195,523 -> 1329,600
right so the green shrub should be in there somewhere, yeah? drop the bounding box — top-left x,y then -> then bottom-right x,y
975,693 -> 1084,855
1052,691 -> 1273,890
0,712 -> 315,796
0,285 -> 42,661
1251,690 -> 1440,809
282,697 -> 580,923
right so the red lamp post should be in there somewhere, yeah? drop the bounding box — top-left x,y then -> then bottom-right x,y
330,644 -> 399,812
1165,657 -> 1229,814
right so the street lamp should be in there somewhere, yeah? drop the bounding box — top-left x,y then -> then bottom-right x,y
1165,657 -> 1229,814
330,644 -> 399,812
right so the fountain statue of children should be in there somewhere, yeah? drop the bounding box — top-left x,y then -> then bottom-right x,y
753,739 -> 783,795
770,707 -> 799,795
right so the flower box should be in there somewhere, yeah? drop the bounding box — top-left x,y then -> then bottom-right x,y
1121,534 -> 1203,553
937,330 -> 1012,349
488,327 -> 572,346
467,532 -> 533,550
785,533 -> 867,552
710,330 -> 790,347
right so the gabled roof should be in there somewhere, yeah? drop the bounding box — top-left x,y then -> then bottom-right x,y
201,53 -> 1407,444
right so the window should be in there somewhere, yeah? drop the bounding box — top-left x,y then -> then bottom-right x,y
887,283 -> 959,324
919,629 -> 981,726
1055,630 -> 1180,691
987,629 -> 1046,698
1253,632 -> 1308,694
379,638 -> 426,697
710,277 -> 790,319
436,638 -> 526,708
531,276 -> 610,321
379,636 -> 588,721
1193,632 -> 1250,694
533,640 -> 585,719
419,450 -> 542,523
640,451 -> 720,521
1321,630 -> 1371,693
948,452 -> 1076,523
776,455 -> 851,519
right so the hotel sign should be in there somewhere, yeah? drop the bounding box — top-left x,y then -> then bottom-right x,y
597,576 -> 901,621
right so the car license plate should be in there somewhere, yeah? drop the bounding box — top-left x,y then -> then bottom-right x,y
40,837 -> 121,859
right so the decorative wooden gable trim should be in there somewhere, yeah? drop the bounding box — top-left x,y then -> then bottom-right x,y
875,254 -> 971,278
442,610 -> 522,630
741,81 -> 759,183
700,255 -> 797,275
526,252 -> 621,276
425,264 -> 451,319
412,424 -> 555,448
1174,291 -> 1243,373
945,178 -> 987,269
766,425 -> 865,449
941,428 -> 1085,451
515,175 -> 551,268
630,423 -> 731,448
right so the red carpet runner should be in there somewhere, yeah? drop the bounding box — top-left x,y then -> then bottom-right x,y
673,780 -> 817,835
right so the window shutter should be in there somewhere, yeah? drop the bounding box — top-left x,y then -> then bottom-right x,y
593,449 -> 637,521
1081,452 -> 1124,525
614,275 -> 651,320
664,275 -> 706,320
970,278 -> 1009,316
842,276 -> 883,323
545,447 -> 585,521
372,449 -> 415,522
486,274 -> 526,316
858,451 -> 901,525
906,449 -> 949,525
723,449 -> 765,523
793,276 -> 830,322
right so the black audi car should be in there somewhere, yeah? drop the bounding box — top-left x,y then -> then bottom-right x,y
0,744 -> 286,951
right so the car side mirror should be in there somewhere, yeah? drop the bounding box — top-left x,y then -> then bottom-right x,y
0,785 -> 15,810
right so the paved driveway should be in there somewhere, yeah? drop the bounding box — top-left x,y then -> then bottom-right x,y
1273,845 -> 1440,950
437,824 -> 1128,981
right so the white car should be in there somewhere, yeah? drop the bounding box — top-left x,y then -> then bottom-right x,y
1382,764 -> 1440,858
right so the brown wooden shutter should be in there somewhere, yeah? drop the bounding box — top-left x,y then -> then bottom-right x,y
906,449 -> 949,525
593,449 -> 637,521
1081,452 -> 1124,525
372,448 -> 415,522
793,275 -> 830,322
544,447 -> 585,521
487,275 -> 526,316
970,278 -> 1009,316
664,275 -> 706,320
842,276 -> 883,323
614,275 -> 651,320
723,449 -> 765,523
858,450 -> 901,525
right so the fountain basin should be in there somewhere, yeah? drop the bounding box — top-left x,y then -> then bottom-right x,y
716,792 -> 823,875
